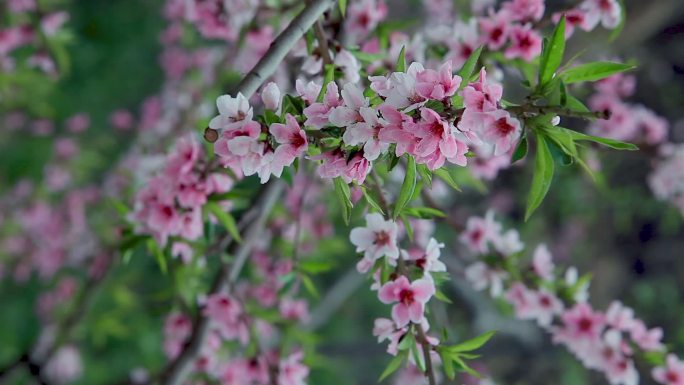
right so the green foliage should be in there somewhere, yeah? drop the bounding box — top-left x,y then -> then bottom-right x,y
538,16 -> 566,88
333,177 -> 353,224
525,133 -> 555,220
205,202 -> 242,243
394,156 -> 417,218
560,62 -> 636,84
395,46 -> 407,73
457,46 -> 483,89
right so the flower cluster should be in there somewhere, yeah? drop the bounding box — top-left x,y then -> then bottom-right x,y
350,214 -> 444,361
588,73 -> 669,145
131,135 -> 234,247
0,0 -> 69,75
461,211 -> 678,385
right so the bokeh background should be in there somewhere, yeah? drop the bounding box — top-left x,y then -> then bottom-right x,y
1,0 -> 684,384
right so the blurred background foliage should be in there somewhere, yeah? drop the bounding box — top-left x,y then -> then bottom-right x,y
1,0 -> 684,384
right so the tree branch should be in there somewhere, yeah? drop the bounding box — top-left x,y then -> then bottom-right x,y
235,0 -> 336,98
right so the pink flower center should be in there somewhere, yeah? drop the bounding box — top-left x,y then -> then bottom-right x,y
399,288 -> 415,305
461,45 -> 473,58
415,256 -> 427,270
219,297 -> 231,307
374,231 -> 391,246
539,295 -> 551,308
519,35 -> 533,50
290,132 -> 305,149
578,317 -> 593,332
470,228 -> 483,243
599,0 -> 613,11
491,28 -> 503,42
430,121 -> 444,137
667,371 -> 680,383
494,117 -> 515,136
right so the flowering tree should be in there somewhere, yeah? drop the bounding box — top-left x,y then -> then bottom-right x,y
1,0 -> 683,385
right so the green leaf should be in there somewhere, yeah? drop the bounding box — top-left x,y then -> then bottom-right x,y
316,64 -> 336,103
566,129 -> 638,150
561,62 -> 635,84
433,168 -> 461,191
395,45 -> 406,72
400,214 -> 414,241
565,93 -> 590,112
404,207 -> 446,219
417,164 -> 433,188
434,289 -> 452,304
333,177 -> 353,224
394,156 -> 417,219
410,338 -> 426,372
206,202 -> 242,243
362,186 -> 385,215
339,0 -> 347,17
439,349 -> 456,380
539,16 -> 566,87
379,351 -> 407,382
511,136 -> 528,163
301,274 -> 319,298
457,46 -> 483,90
449,331 -> 496,353
453,355 -> 481,377
543,125 -> 578,158
525,134 -> 555,221
147,239 -> 167,274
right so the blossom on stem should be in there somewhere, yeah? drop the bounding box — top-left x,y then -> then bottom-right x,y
350,213 -> 399,272
378,276 -> 435,327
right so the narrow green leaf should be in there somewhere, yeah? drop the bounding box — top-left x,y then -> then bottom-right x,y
316,64 -> 336,103
394,156 -> 417,219
566,129 -> 638,150
339,0 -> 347,17
400,214 -> 414,241
333,177 -> 353,224
539,16 -> 566,87
301,274 -> 319,298
543,125 -> 578,158
561,62 -> 635,84
525,134 -> 555,221
565,93 -> 590,112
147,239 -> 167,274
404,207 -> 446,219
439,349 -> 456,380
417,164 -> 433,188
453,355 -> 481,377
378,351 -> 407,382
410,338 -> 426,372
395,45 -> 406,73
362,186 -> 385,215
457,46 -> 483,90
511,136 -> 528,163
434,289 -> 452,304
206,202 -> 242,243
449,331 -> 496,353
433,168 -> 461,191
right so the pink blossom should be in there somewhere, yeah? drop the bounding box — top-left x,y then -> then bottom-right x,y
110,109 -> 134,130
630,320 -> 664,352
403,238 -> 446,275
303,82 -> 342,128
278,351 -> 309,385
414,61 -> 461,100
41,12 -> 69,36
342,152 -> 372,184
462,68 -> 503,113
344,0 -> 388,42
329,83 -> 368,127
553,9 -> 589,38
44,346 -> 82,384
296,79 -> 322,105
342,107 -> 389,161
209,93 -> 253,131
605,301 -> 635,331
203,293 -> 242,324
532,244 -> 554,281
350,213 -> 399,271
412,108 -> 468,169
560,303 -> 606,340
504,24 -> 543,61
459,211 -> 501,253
653,354 -> 684,385
279,298 -> 310,323
479,10 -> 511,50
502,0 -> 545,22
635,106 -> 669,145
66,113 -> 90,133
378,276 -> 435,327
581,0 -> 621,30
377,104 -> 416,157
478,110 -> 522,156
270,114 -> 308,177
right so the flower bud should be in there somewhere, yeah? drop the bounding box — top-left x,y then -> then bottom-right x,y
261,82 -> 281,111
